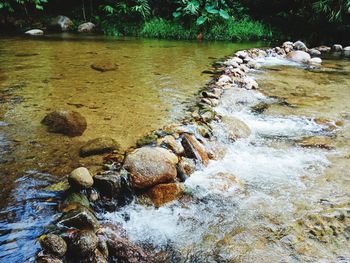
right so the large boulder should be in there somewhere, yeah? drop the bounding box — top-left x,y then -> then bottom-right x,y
69,167 -> 94,189
50,15 -> 73,32
25,29 -> 43,36
286,50 -> 311,63
78,22 -> 96,33
41,110 -> 87,136
123,147 -> 178,189
80,137 -> 120,157
147,183 -> 185,207
181,134 -> 209,166
222,116 -> 251,140
39,234 -> 67,257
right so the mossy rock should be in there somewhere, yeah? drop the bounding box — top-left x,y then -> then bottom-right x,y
136,134 -> 158,147
44,180 -> 70,192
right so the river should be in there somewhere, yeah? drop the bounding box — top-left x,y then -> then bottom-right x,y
0,34 -> 264,262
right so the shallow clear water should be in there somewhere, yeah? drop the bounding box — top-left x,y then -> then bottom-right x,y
103,56 -> 350,262
0,35 -> 264,262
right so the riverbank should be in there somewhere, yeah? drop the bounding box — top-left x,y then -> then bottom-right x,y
36,42 -> 350,262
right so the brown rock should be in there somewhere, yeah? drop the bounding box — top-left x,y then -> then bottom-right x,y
298,136 -> 334,149
70,230 -> 99,257
41,110 -> 87,136
39,234 -> 67,257
91,62 -> 117,72
179,157 -> 196,176
147,183 -> 185,207
36,255 -> 63,263
123,147 -> 178,189
156,135 -> 184,155
181,134 -> 209,166
286,51 -> 311,63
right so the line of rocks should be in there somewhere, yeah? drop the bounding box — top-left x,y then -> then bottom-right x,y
25,15 -> 96,36
37,40 -> 348,262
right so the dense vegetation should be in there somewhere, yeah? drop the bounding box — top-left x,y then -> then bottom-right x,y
0,0 -> 349,42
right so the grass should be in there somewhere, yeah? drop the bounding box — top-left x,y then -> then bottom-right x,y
100,17 -> 273,41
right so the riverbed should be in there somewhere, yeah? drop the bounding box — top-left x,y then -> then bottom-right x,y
0,35 -> 264,262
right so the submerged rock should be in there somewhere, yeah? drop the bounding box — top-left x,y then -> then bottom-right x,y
39,234 -> 67,257
147,182 -> 185,207
78,22 -> 96,33
69,167 -> 94,189
181,134 -> 209,166
222,116 -> 251,140
91,62 -> 117,72
80,137 -> 120,157
25,29 -> 44,35
123,147 -> 178,189
298,136 -> 334,149
41,110 -> 87,136
286,51 -> 311,63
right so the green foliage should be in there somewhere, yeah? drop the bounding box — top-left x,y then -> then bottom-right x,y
312,0 -> 350,21
205,18 -> 273,41
0,0 -> 47,12
172,0 -> 231,26
141,18 -> 197,39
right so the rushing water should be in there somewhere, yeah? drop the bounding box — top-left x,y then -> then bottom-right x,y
0,35 -> 264,262
103,56 -> 350,262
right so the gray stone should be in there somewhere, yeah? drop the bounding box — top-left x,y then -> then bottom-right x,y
286,50 -> 311,63
78,22 -> 96,33
69,167 -> 93,189
25,29 -> 44,35
294,40 -> 308,51
50,15 -> 73,31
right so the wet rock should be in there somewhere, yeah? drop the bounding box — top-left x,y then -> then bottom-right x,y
62,191 -> 90,211
58,206 -> 99,230
217,74 -> 232,84
99,227 -> 150,263
123,147 -> 178,189
97,236 -> 109,259
314,118 -> 341,131
50,16 -> 73,32
36,255 -> 63,263
293,41 -> 308,51
222,116 -> 251,140
298,136 -> 334,149
316,45 -> 331,52
244,78 -> 259,90
308,48 -> 321,57
25,29 -> 43,35
70,230 -> 99,257
41,110 -> 87,136
157,135 -> 184,155
91,62 -> 117,72
251,102 -> 269,113
202,91 -> 219,99
235,50 -> 248,59
332,44 -> 342,52
181,134 -> 209,166
80,137 -> 120,157
309,57 -> 322,65
81,249 -> 108,263
179,157 -> 196,176
282,41 -> 294,49
247,60 -> 261,69
44,180 -> 70,192
200,110 -> 216,122
39,234 -> 67,257
78,22 -> 96,33
344,46 -> 350,56
93,173 -> 122,198
286,50 -> 311,63
69,167 -> 94,189
147,183 -> 185,207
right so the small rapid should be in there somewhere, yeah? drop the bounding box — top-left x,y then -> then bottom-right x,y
102,56 -> 348,262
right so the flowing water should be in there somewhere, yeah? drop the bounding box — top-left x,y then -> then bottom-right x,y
103,56 -> 350,262
0,34 -> 263,262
